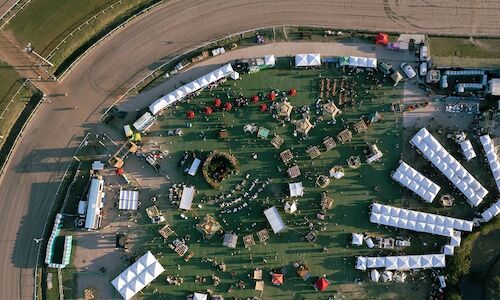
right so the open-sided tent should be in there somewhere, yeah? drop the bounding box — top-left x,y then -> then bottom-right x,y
180,186 -> 195,210
289,182 -> 304,197
351,233 -> 363,246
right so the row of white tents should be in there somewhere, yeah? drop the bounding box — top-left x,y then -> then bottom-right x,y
479,134 -> 500,192
295,53 -> 321,67
391,161 -> 441,203
459,139 -> 476,161
410,127 -> 488,207
148,63 -> 235,115
111,251 -> 165,300
355,254 -> 446,271
481,199 -> 500,222
370,203 -> 474,237
346,56 -> 377,68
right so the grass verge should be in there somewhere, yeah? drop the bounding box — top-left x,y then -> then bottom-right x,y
6,0 -> 161,75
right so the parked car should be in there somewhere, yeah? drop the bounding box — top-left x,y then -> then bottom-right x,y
419,62 -> 428,76
400,63 -> 417,79
396,239 -> 411,247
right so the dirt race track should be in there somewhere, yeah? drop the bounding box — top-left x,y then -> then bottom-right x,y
0,0 -> 499,299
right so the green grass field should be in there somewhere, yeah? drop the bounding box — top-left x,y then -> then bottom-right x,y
0,62 -> 29,150
6,0 -> 158,71
106,61 -> 462,299
429,37 -> 500,59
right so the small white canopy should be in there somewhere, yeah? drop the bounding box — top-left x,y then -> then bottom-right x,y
92,161 -> 104,171
118,189 -> 139,210
264,206 -> 286,233
351,233 -> 363,246
230,71 -> 240,80
295,53 -> 321,67
264,55 -> 276,66
289,182 -> 304,197
193,292 -> 208,300
370,269 -> 380,282
381,270 -> 393,282
180,186 -> 195,210
284,201 -> 298,214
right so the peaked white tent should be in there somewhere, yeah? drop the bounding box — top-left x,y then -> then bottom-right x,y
479,135 -> 500,192
370,203 -> 473,237
410,128 -> 488,206
459,140 -> 476,161
118,189 -> 139,210
264,206 -> 286,233
443,245 -> 454,256
264,55 -> 276,67
356,254 -> 445,271
351,233 -> 364,246
111,251 -> 165,300
370,269 -> 381,282
347,56 -> 377,68
480,199 -> 500,222
391,161 -> 441,203
295,53 -> 321,67
193,293 -> 208,300
149,64 -> 234,114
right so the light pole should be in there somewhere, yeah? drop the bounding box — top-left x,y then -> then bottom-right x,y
24,43 -> 54,67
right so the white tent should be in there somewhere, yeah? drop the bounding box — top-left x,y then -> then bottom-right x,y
264,55 -> 276,67
347,56 -> 377,68
459,140 -> 476,161
381,270 -> 393,282
111,251 -> 165,300
295,53 -> 321,67
480,135 -> 500,192
370,269 -> 381,282
391,161 -> 441,203
284,201 -> 298,214
264,206 -> 286,233
118,189 -> 139,210
480,199 -> 500,222
370,203 -> 473,237
149,64 -> 234,114
289,182 -> 304,197
351,233 -> 363,246
443,245 -> 454,255
411,128 -> 488,206
193,293 -> 208,300
329,168 -> 345,179
179,186 -> 195,210
230,71 -> 240,80
356,254 -> 445,271
132,112 -> 155,132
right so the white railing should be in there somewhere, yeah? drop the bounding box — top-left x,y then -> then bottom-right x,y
0,0 -> 32,29
45,0 -> 125,61
0,79 -> 28,120
56,1 -> 164,81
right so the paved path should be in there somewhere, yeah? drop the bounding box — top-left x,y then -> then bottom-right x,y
0,0 -> 499,299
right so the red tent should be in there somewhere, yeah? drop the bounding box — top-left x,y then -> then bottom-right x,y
252,95 -> 259,103
204,107 -> 213,115
214,98 -> 222,107
315,277 -> 329,291
271,273 -> 284,286
186,110 -> 195,119
116,168 -> 124,175
375,33 -> 389,45
224,102 -> 232,111
289,88 -> 297,96
259,103 -> 268,112
268,91 -> 276,101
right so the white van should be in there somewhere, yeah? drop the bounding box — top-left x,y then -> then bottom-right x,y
400,63 -> 417,79
419,62 -> 428,76
420,45 -> 429,61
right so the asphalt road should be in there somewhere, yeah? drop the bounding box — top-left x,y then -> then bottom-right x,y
0,0 -> 500,299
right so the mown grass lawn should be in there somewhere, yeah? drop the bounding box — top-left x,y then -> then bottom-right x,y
113,61 -> 448,299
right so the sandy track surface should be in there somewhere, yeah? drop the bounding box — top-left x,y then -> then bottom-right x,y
0,0 -> 499,299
